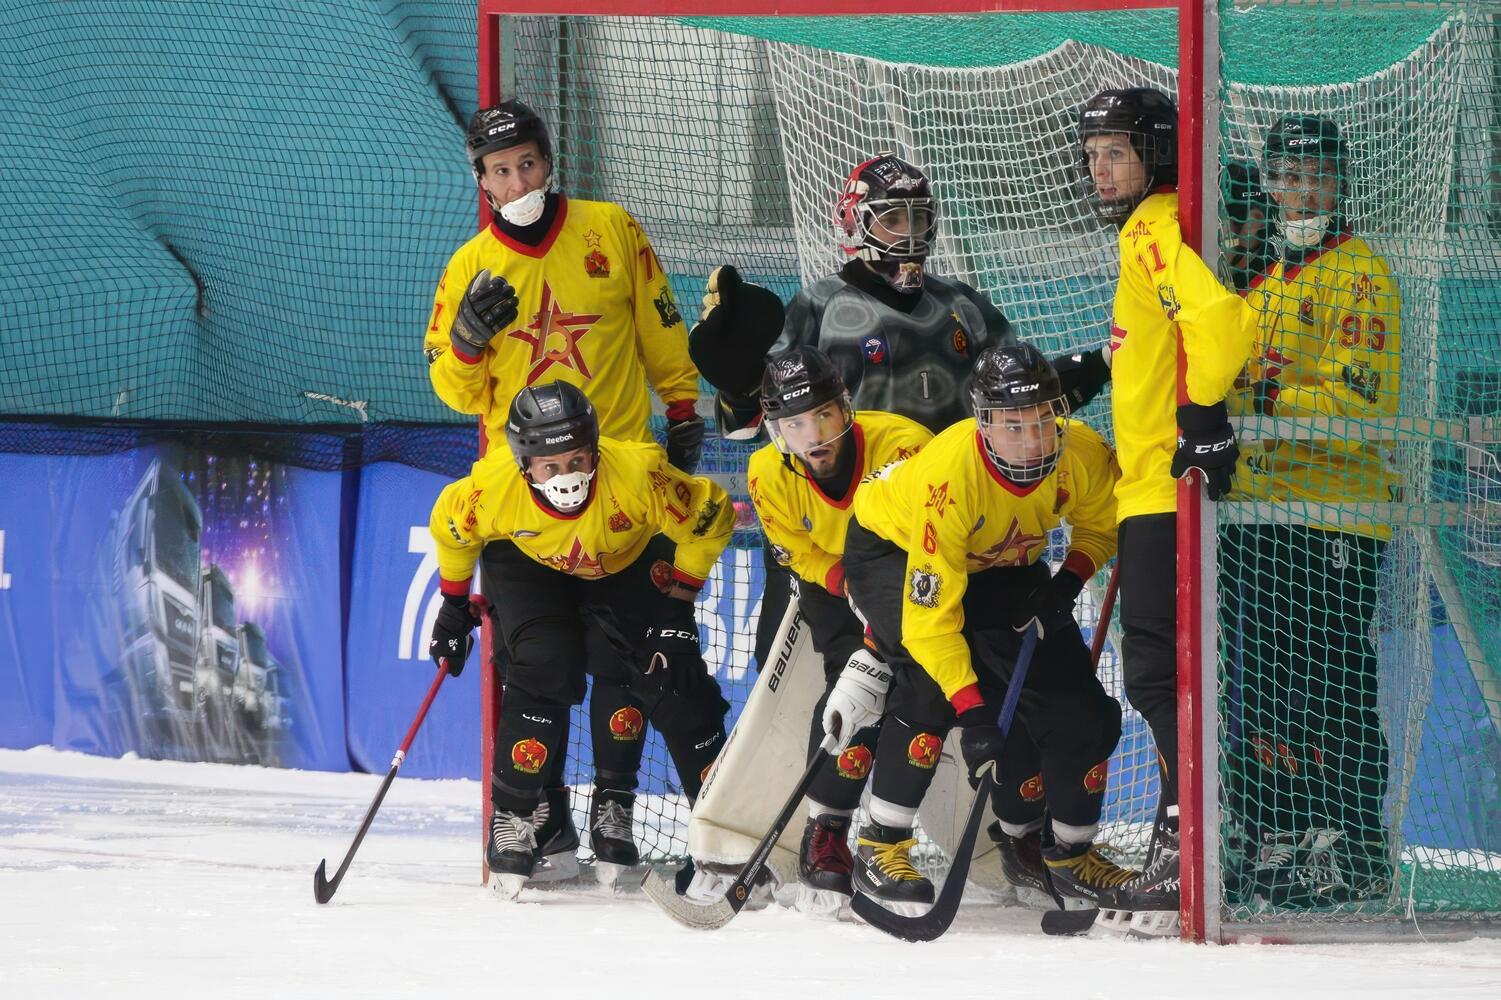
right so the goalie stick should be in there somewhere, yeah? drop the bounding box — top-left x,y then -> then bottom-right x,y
850,625 -> 1040,942
641,731 -> 840,930
314,663 -> 450,904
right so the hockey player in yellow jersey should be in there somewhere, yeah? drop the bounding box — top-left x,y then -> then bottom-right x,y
738,346 -> 930,910
842,344 -> 1131,913
1222,116 -> 1401,907
1076,88 -> 1257,938
425,383 -> 731,898
424,101 -> 706,883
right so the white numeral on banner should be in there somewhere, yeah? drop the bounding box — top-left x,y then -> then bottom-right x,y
0,530 -> 10,590
399,527 -> 442,661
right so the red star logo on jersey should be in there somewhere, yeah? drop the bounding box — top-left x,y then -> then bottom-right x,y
967,518 -> 1046,569
561,537 -> 606,578
507,283 -> 603,385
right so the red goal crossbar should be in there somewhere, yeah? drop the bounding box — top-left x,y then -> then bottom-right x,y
475,0 -> 1216,941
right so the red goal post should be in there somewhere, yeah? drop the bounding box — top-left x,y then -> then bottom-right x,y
475,0 -> 1220,943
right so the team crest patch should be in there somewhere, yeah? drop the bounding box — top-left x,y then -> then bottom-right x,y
906,733 -> 942,769
511,738 -> 548,775
862,334 -> 888,365
608,508 -> 632,533
770,542 -> 792,566
653,287 -> 682,327
1019,773 -> 1045,802
1342,361 -> 1380,403
584,248 -> 611,278
952,325 -> 968,356
1157,283 -> 1181,320
907,565 -> 941,608
836,744 -> 873,780
649,559 -> 674,593
1083,762 -> 1108,794
608,706 -> 644,741
1298,296 -> 1316,325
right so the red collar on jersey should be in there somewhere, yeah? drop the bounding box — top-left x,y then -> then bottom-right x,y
490,194 -> 570,258
1274,227 -> 1354,284
807,421 -> 866,510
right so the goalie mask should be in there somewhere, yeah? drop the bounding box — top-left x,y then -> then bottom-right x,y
466,101 -> 554,225
971,343 -> 1068,486
835,154 -> 938,293
760,346 -> 854,471
1078,88 -> 1178,224
1263,115 -> 1347,249
505,382 -> 599,511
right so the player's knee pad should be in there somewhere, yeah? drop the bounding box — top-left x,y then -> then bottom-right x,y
989,730 -> 1046,827
493,689 -> 568,808
663,722 -> 726,802
809,722 -> 879,813
641,666 -> 729,737
505,619 -> 588,705
870,716 -> 947,809
590,683 -> 647,783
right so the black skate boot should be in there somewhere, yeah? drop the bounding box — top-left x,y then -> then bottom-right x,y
487,809 -> 538,901
988,822 -> 1052,907
588,788 -> 640,888
795,815 -> 854,915
1042,839 -> 1137,906
530,786 -> 580,883
1098,823 -> 1179,938
853,823 -> 934,914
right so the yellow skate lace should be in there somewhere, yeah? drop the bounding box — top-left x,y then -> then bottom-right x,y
1047,845 -> 1136,888
858,836 -> 924,882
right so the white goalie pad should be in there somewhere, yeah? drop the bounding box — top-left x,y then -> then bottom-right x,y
688,597 -> 825,876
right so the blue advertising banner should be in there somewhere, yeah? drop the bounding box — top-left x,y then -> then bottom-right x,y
0,446 -> 346,771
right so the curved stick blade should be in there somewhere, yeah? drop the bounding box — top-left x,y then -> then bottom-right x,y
313,860 -> 336,904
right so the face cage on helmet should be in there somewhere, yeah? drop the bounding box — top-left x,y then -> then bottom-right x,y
766,394 -> 855,458
1080,130 -> 1161,224
849,197 -> 937,262
975,397 -> 1070,485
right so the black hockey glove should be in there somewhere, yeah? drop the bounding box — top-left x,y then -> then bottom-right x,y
450,268 -> 519,358
688,264 -> 786,396
1170,401 -> 1240,502
665,411 -> 705,473
1009,569 -> 1085,639
642,618 -> 708,698
429,593 -> 482,676
1051,347 -> 1112,414
956,706 -> 1006,788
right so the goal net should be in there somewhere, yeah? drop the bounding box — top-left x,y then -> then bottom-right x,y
482,1 -> 1501,939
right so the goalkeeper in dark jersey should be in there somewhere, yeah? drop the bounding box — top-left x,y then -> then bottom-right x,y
1076,88 -> 1257,938
423,101 -> 707,885
842,344 -> 1132,912
425,383 -> 732,899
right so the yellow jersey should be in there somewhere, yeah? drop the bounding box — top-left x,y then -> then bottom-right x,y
429,437 -> 732,593
1109,191 -> 1257,521
424,196 -> 699,446
852,418 -> 1120,704
747,410 -> 932,595
1229,229 -> 1401,536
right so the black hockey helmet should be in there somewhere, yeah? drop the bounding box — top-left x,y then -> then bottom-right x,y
1079,88 -> 1178,222
1263,114 -> 1347,191
971,343 -> 1068,485
504,382 -> 598,472
835,153 -> 938,292
1223,159 -> 1272,227
466,100 -> 553,182
760,346 -> 853,456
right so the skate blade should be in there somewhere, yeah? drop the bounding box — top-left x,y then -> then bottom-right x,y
792,883 -> 850,918
489,873 -> 528,901
1013,886 -> 1055,912
1126,909 -> 1179,939
854,896 -> 932,919
531,852 -> 581,884
595,861 -> 633,890
1094,906 -> 1133,934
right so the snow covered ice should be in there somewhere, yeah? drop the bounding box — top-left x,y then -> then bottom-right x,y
4,748 -> 1501,1000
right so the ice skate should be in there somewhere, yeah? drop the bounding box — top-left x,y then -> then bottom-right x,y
487,809 -> 538,901
853,823 -> 933,917
795,814 -> 854,916
588,788 -> 640,889
530,786 -> 580,884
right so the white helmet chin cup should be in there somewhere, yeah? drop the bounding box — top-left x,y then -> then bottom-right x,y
500,187 -> 547,226
1279,213 -> 1329,248
532,469 -> 594,510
